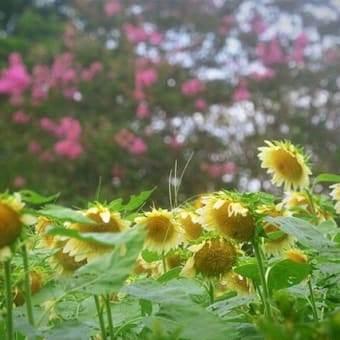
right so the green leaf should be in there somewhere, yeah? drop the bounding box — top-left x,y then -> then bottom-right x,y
157,267 -> 181,283
141,248 -> 161,262
108,189 -> 155,213
38,204 -> 97,224
123,278 -> 239,339
45,225 -> 143,246
314,173 -> 340,185
66,228 -> 144,295
265,216 -> 337,253
42,320 -> 97,339
19,190 -> 60,205
208,295 -> 255,317
234,263 -> 261,284
267,259 -> 312,291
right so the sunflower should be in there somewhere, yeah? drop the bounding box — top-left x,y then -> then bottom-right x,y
284,191 -> 332,222
257,204 -> 295,256
181,237 -> 237,278
63,204 -> 129,262
176,209 -> 203,241
133,255 -> 162,278
35,216 -> 56,248
330,183 -> 340,214
198,193 -> 255,242
217,271 -> 254,296
134,208 -> 183,253
0,193 -> 34,248
258,140 -> 311,191
284,248 -> 308,264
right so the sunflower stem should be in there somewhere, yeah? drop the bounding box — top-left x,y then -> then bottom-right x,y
252,239 -> 272,320
308,278 -> 318,322
104,295 -> 115,340
208,279 -> 215,305
94,295 -> 107,340
161,251 -> 167,274
4,260 -> 14,340
21,244 -> 34,326
304,189 -> 319,225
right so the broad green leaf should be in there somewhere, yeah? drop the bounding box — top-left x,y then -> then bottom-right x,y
38,204 -> 96,224
123,278 -> 239,339
265,216 -> 337,252
19,190 -> 60,205
208,295 -> 255,317
157,267 -> 181,283
234,263 -> 261,284
55,301 -> 80,320
141,248 -> 161,262
45,225 -> 143,246
42,320 -> 98,339
66,228 -> 144,295
108,189 -> 155,212
314,173 -> 340,185
267,259 -> 311,291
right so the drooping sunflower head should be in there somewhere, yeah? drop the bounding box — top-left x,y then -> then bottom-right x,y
181,237 -> 237,278
0,193 -> 25,248
63,204 -> 129,262
133,255 -> 162,278
135,208 -> 183,253
258,140 -> 311,191
176,208 -> 203,241
35,216 -> 56,248
198,192 -> 255,242
217,271 -> 254,296
284,248 -> 308,264
330,183 -> 340,214
283,191 -> 333,222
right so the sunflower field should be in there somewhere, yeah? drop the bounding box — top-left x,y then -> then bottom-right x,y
1,140 -> 340,339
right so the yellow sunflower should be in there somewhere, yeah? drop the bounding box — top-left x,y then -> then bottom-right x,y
217,271 -> 254,296
134,208 -> 183,253
258,140 -> 311,191
330,183 -> 340,214
198,193 -> 255,242
176,209 -> 203,241
63,204 -> 129,262
284,191 -> 332,222
133,255 -> 162,278
284,248 -> 308,264
181,237 -> 237,278
0,193 -> 34,248
257,204 -> 295,256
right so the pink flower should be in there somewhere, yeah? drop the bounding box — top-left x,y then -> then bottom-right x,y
251,67 -> 276,81
39,150 -> 54,162
181,78 -> 204,96
123,23 -> 148,44
55,117 -> 82,140
148,31 -> 163,45
294,33 -> 309,48
54,139 -> 84,160
28,141 -> 41,154
208,164 -> 222,178
137,102 -> 150,118
218,26 -> 229,36
169,136 -> 183,150
233,83 -> 251,102
40,117 -> 57,134
195,98 -> 207,110
13,176 -> 26,188
290,33 -> 309,63
222,162 -> 236,175
257,38 -> 285,65
104,1 -> 122,17
129,137 -> 147,155
136,68 -> 158,87
250,11 -> 266,35
12,110 -> 30,124
223,15 -> 235,26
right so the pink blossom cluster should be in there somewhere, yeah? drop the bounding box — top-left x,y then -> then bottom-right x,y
114,128 -> 148,155
0,53 -> 31,105
257,38 -> 285,65
233,80 -> 251,102
250,67 -> 276,81
195,98 -> 207,110
181,78 -> 204,96
104,0 -> 122,17
122,23 -> 163,45
250,11 -> 266,35
291,33 -> 309,64
81,62 -> 103,81
40,116 -> 84,160
12,110 -> 30,124
31,65 -> 50,105
134,58 -> 158,101
136,102 -> 150,118
218,15 -> 235,36
200,161 -> 236,178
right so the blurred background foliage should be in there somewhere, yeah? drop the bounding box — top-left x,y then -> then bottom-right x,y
0,0 -> 339,206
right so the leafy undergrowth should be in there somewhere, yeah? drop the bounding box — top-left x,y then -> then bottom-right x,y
1,141 -> 340,340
